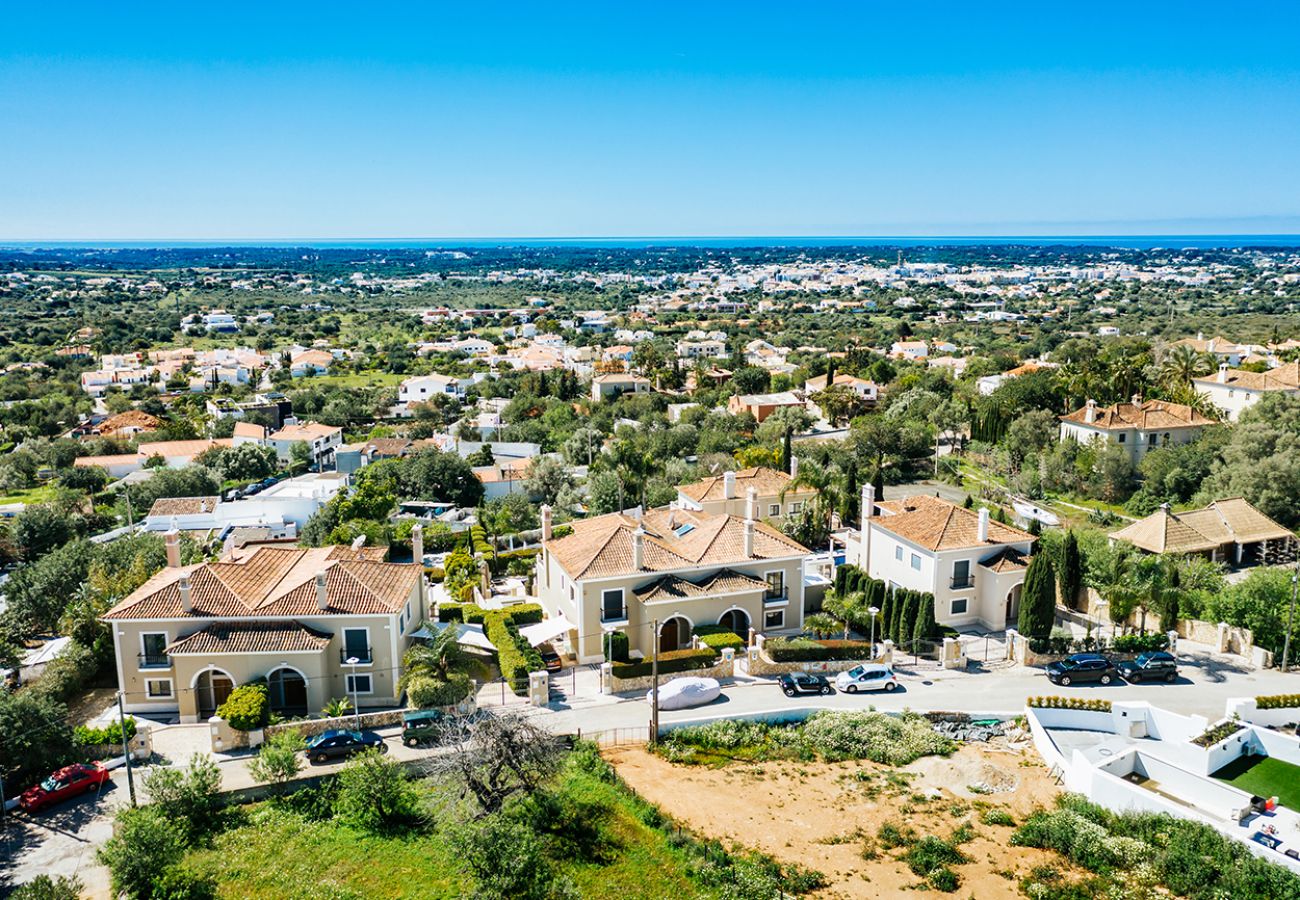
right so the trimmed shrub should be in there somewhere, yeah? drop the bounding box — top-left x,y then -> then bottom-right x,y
603,630 -> 630,663
74,717 -> 137,747
1027,696 -> 1112,712
484,611 -> 544,695
766,637 -> 875,662
693,625 -> 746,652
216,684 -> 269,731
1257,694 -> 1300,710
611,647 -> 718,679
1111,633 -> 1169,654
407,672 -> 473,708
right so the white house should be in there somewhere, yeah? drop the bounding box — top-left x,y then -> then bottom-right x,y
1192,362 -> 1300,422
852,489 -> 1035,631
266,422 -> 344,469
890,340 -> 929,360
398,373 -> 480,405
1059,397 -> 1215,463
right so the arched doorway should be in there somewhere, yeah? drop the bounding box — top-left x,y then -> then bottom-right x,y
659,616 -> 691,653
718,608 -> 751,640
267,667 -> 308,717
194,669 -> 235,720
1005,584 -> 1023,627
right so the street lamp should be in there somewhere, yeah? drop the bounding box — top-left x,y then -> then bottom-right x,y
345,657 -> 361,729
868,606 -> 880,655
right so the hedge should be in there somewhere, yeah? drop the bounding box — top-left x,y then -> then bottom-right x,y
1257,694 -> 1300,710
1112,633 -> 1169,653
692,626 -> 746,652
74,717 -> 137,747
604,630 -> 630,663
217,684 -> 270,731
407,672 -> 473,708
484,611 -> 544,695
612,647 -> 718,679
1027,696 -> 1112,712
766,637 -> 876,662
437,602 -> 543,626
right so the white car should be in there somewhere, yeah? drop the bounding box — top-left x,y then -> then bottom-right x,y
835,664 -> 899,694
647,676 -> 721,710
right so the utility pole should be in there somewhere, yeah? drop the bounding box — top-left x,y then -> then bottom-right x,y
117,691 -> 136,807
1283,562 -> 1299,672
650,618 -> 660,747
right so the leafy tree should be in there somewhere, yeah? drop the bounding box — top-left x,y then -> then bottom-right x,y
729,365 -> 770,396
10,876 -> 84,900
1197,394 -> 1300,527
0,690 -> 76,790
98,806 -> 186,900
336,478 -> 396,522
1206,566 -> 1296,653
143,753 -> 223,842
1017,553 -> 1057,640
524,455 -> 572,506
334,747 -> 420,833
400,448 -> 484,507
12,504 -> 74,561
453,815 -> 575,900
56,465 -> 108,494
1059,530 -> 1083,606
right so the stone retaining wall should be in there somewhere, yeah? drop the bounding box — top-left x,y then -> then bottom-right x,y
745,646 -> 892,676
609,653 -> 734,694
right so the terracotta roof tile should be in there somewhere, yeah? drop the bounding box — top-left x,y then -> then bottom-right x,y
1111,499 -> 1294,554
148,496 -> 220,518
634,569 -> 769,603
1192,362 -> 1300,393
1060,399 -> 1215,430
166,622 -> 331,654
678,467 -> 798,503
872,496 -> 1035,552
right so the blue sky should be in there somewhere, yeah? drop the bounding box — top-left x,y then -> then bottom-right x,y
3,2 -> 1299,239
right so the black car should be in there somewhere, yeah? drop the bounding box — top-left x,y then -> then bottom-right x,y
778,673 -> 833,697
1045,653 -> 1119,687
1117,651 -> 1179,683
305,729 -> 387,763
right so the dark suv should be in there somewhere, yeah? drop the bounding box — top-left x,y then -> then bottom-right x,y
1045,653 -> 1119,687
1117,651 -> 1179,683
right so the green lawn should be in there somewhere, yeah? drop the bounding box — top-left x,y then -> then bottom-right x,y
181,753 -> 775,900
0,483 -> 63,508
1213,755 -> 1300,810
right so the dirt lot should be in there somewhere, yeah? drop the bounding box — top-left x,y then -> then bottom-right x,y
606,739 -> 1075,898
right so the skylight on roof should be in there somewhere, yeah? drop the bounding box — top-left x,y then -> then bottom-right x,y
673,523 -> 696,537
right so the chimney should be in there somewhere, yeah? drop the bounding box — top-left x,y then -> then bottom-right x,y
1197,331 -> 1204,341
632,528 -> 645,570
723,470 -> 736,500
977,508 -> 990,543
165,529 -> 181,568
743,519 -> 756,558
1084,399 -> 1097,424
179,574 -> 192,613
411,523 -> 424,564
789,454 -> 799,478
746,487 -> 758,522
1131,393 -> 1142,406
862,483 -> 875,520
1217,362 -> 1228,384
315,571 -> 329,611
540,505 -> 553,542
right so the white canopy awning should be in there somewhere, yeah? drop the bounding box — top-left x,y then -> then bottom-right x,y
519,614 -> 575,648
413,622 -> 497,652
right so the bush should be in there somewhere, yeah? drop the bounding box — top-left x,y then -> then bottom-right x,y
484,610 -> 544,694
603,630 -> 630,663
611,647 -> 718,679
692,625 -> 746,651
98,806 -> 186,900
1111,633 -> 1170,654
800,710 -> 956,765
74,716 -> 137,748
1257,694 -> 1300,710
9,875 -> 84,900
334,747 -> 420,833
143,754 -> 223,841
248,731 -> 305,787
982,808 -> 1016,827
766,637 -> 876,662
1027,696 -> 1112,712
216,683 -> 269,731
407,672 -> 473,708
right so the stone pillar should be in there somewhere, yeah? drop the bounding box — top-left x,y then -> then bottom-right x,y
1005,628 -> 1019,662
1166,630 -> 1179,655
1217,621 -> 1231,654
599,662 -> 613,694
942,637 -> 967,669
881,639 -> 894,665
720,647 -> 736,677
528,670 -> 549,707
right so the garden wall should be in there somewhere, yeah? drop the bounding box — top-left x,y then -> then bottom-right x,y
745,644 -> 891,676
1224,698 -> 1300,729
609,653 -> 734,694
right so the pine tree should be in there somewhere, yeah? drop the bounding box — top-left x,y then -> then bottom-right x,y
1017,553 -> 1057,640
1059,530 -> 1083,607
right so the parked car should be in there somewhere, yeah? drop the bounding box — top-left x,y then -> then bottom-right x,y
305,729 -> 387,763
1117,651 -> 1179,683
401,710 -> 447,746
1045,653 -> 1119,686
778,673 -> 833,696
538,643 -> 563,673
835,664 -> 898,694
648,676 -> 721,710
19,763 -> 110,812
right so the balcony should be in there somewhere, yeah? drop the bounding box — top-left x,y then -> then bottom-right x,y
138,652 -> 171,670
764,589 -> 789,606
340,646 -> 373,665
600,604 -> 629,624
950,574 -> 975,590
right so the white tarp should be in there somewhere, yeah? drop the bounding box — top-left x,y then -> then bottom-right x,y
519,614 -> 575,648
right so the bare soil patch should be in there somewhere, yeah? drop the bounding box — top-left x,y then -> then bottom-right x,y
606,739 -> 1075,898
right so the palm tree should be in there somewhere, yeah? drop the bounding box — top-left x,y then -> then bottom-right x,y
821,588 -> 866,640
781,459 -> 845,537
399,623 -> 483,692
1157,344 -> 1214,394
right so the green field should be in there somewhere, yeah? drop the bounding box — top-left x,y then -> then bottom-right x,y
1213,755 -> 1300,810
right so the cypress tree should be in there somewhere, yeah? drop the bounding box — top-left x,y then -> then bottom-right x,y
891,589 -> 908,643
872,466 -> 885,503
1027,517 -> 1042,536
844,461 -> 859,525
963,494 -> 974,509
781,427 -> 793,475
826,360 -> 836,385
1060,530 -> 1083,607
900,590 -> 920,646
877,587 -> 893,643
1017,553 -> 1057,640
914,592 -> 938,643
